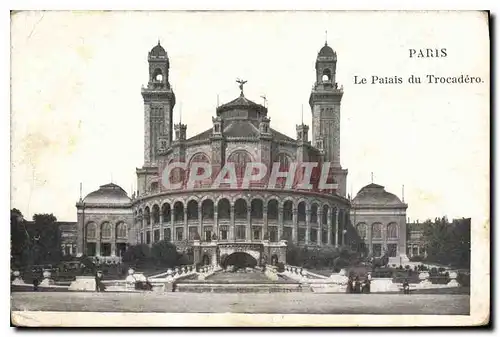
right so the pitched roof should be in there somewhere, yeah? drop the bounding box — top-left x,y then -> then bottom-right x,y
83,183 -> 131,205
186,127 -> 213,142
223,120 -> 260,137
352,183 -> 404,207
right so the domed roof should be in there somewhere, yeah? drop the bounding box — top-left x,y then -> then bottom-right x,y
83,183 -> 131,205
216,94 -> 267,114
150,41 -> 167,57
352,183 -> 404,207
318,43 -> 335,57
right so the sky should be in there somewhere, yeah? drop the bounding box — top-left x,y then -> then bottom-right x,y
10,11 -> 489,223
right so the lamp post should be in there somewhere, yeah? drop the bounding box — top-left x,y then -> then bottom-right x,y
342,229 -> 347,246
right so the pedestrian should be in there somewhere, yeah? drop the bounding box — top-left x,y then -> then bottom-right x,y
403,278 -> 410,294
354,276 -> 361,293
346,276 -> 353,293
95,270 -> 103,292
363,279 -> 371,293
32,278 -> 39,292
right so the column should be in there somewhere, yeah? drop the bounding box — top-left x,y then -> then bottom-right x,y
141,215 -> 145,244
263,205 -> 268,239
111,224 -> 116,256
183,208 -> 188,241
198,205 -> 203,240
305,208 -> 311,245
96,224 -> 101,256
335,208 -> 340,247
160,212 -> 164,241
246,209 -> 251,242
367,221 -> 373,255
317,209 -> 323,246
170,206 -> 174,242
230,205 -> 235,240
382,222 -> 387,254
417,245 -> 420,256
327,208 -> 332,245
292,208 -> 298,243
400,214 -> 407,257
277,206 -> 283,241
150,213 -> 154,246
214,211 -> 219,240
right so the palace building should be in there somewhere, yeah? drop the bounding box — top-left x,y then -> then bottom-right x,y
75,41 -> 408,266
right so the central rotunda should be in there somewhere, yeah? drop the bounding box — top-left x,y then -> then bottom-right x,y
76,41 -> 354,267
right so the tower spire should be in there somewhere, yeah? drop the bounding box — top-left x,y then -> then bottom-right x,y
179,102 -> 182,124
325,30 -> 328,45
402,184 -> 405,202
371,172 -> 374,183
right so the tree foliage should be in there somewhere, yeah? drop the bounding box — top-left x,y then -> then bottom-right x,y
286,244 -> 358,270
122,244 -> 151,265
423,217 -> 470,268
151,240 -> 178,267
10,210 -> 62,267
10,209 -> 28,268
31,213 -> 61,264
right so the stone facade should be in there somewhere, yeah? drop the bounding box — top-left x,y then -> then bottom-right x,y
74,41 -> 409,267
349,183 -> 409,264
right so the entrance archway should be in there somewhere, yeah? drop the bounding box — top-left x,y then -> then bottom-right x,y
202,254 -> 210,266
223,252 -> 258,269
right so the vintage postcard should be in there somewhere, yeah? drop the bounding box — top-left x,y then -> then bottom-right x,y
10,10 -> 490,327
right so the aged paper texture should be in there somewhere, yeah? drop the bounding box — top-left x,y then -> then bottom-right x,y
10,10 -> 489,327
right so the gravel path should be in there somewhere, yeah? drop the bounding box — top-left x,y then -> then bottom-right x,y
11,292 -> 469,315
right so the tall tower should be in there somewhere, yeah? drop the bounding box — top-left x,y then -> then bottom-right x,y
309,41 -> 343,167
141,41 -> 176,166
309,41 -> 347,197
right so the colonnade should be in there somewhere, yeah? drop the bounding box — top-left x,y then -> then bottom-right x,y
135,197 -> 350,247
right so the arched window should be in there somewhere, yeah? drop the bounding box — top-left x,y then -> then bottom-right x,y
152,204 -> 160,224
162,203 -> 171,223
387,222 -> 398,239
234,199 -> 247,220
187,200 -> 199,220
201,199 -> 214,220
153,68 -> 163,82
218,199 -> 230,219
86,222 -> 96,239
322,205 -> 329,225
144,207 -> 151,225
310,204 -> 318,223
275,153 -> 292,188
116,222 -> 127,239
372,223 -> 382,239
267,199 -> 278,220
101,222 -> 111,239
173,201 -> 184,222
297,202 -> 306,222
322,68 -> 331,82
168,158 -> 185,188
357,223 -> 367,239
228,150 -> 252,179
251,199 -> 264,219
188,153 -> 211,188
283,200 -> 293,221
277,153 -> 291,170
